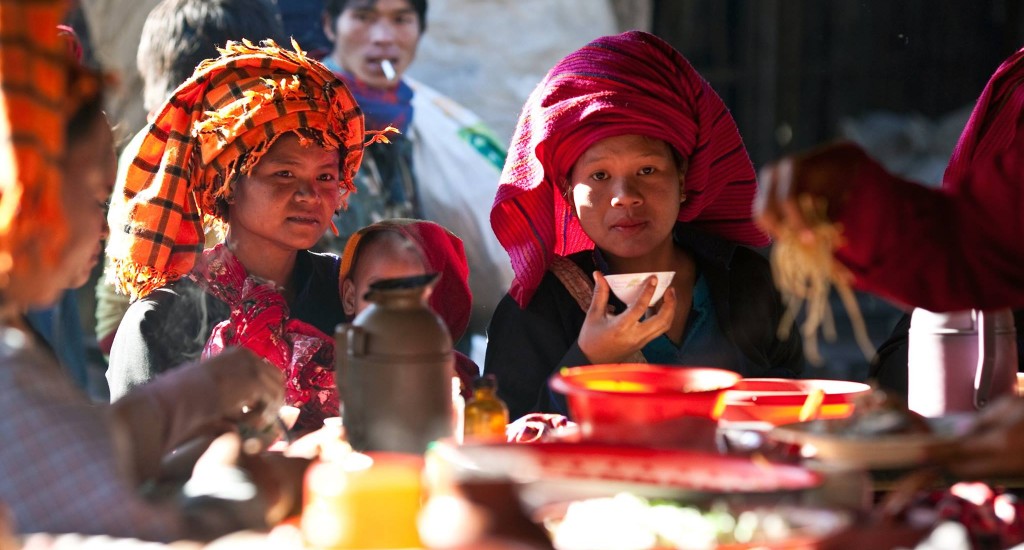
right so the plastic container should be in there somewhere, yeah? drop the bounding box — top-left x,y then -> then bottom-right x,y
302,450 -> 424,549
548,364 -> 739,445
720,378 -> 871,426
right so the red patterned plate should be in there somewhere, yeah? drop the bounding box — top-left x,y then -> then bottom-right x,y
449,442 -> 821,507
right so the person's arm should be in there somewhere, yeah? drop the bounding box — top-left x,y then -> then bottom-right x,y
109,347 -> 284,483
833,148 -> 1024,311
758,142 -> 1024,312
0,348 -> 269,542
106,286 -> 208,400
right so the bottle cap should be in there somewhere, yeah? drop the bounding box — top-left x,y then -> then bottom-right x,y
473,374 -> 498,391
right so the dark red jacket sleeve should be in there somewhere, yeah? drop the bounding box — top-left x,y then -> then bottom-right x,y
834,148 -> 1024,312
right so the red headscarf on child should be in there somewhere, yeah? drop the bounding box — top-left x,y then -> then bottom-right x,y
339,219 -> 477,394
339,219 -> 472,343
490,31 -> 769,307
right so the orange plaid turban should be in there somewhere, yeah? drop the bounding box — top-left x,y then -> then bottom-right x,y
107,39 -> 365,300
0,0 -> 71,286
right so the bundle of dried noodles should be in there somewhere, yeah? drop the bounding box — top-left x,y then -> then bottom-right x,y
770,195 -> 875,365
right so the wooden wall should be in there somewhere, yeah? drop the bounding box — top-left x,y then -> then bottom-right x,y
652,0 -> 1024,167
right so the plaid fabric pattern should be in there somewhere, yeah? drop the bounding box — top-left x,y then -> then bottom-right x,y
0,0 -> 70,283
107,39 -> 365,300
490,31 -> 770,307
0,327 -> 185,540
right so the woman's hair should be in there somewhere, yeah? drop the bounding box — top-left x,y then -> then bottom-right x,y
66,95 -> 105,144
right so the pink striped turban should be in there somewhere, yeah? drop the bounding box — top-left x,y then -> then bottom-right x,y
490,31 -> 769,307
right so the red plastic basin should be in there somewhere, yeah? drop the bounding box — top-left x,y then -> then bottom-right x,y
549,364 -> 740,445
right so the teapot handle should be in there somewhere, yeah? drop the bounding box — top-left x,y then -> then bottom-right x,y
974,310 -> 997,409
334,323 -> 366,397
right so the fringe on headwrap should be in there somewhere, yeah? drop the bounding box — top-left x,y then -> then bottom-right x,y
107,38 -> 365,300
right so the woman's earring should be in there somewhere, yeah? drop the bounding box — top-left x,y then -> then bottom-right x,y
562,179 -> 574,204
679,191 -> 687,204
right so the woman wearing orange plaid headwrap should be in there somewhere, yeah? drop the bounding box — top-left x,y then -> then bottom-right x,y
106,39 -> 365,431
1,12 -> 293,540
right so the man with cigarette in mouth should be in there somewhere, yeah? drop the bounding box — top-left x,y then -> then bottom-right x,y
319,0 -> 513,356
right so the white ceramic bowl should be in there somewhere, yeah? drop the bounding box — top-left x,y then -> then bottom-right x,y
604,271 -> 675,307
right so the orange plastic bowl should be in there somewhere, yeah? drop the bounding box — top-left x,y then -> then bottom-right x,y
549,364 -> 740,444
720,378 -> 871,426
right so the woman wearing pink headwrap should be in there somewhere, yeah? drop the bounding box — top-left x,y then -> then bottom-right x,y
486,31 -> 804,419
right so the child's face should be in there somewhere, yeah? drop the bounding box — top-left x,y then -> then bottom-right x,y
342,234 -> 427,316
227,133 -> 342,254
568,134 -> 683,266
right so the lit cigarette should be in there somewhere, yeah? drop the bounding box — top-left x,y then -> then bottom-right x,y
381,59 -> 397,82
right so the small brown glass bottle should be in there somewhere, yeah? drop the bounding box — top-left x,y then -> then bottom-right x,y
463,374 -> 510,442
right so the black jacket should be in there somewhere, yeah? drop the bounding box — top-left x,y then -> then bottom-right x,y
107,250 -> 344,400
484,225 -> 805,419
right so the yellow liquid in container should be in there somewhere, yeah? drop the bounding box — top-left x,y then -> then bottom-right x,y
463,375 -> 510,443
583,379 -> 655,393
302,452 -> 423,549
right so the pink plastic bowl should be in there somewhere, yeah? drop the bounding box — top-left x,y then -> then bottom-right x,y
549,364 -> 740,444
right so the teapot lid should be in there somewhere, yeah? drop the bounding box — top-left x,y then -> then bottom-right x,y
363,272 -> 439,303
366,272 -> 439,292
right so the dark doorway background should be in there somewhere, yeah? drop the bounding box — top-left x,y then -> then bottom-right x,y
652,1 -> 1024,380
652,0 -> 1024,167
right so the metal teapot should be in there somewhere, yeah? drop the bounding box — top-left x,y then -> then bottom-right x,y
336,273 -> 454,453
907,308 -> 1017,416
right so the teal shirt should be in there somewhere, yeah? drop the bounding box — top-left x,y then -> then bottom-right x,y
640,273 -> 748,370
